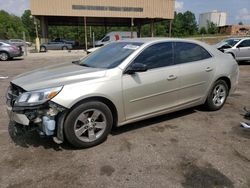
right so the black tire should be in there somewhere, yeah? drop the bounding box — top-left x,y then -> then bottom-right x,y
40,46 -> 46,52
64,101 -> 113,148
0,52 -> 9,61
205,80 -> 229,111
62,46 -> 68,50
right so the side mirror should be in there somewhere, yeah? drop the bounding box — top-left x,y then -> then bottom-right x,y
125,63 -> 148,74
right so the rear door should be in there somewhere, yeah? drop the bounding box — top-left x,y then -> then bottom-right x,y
174,42 -> 215,105
236,39 -> 250,60
122,42 -> 181,120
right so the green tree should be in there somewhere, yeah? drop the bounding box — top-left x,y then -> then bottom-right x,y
172,12 -> 185,37
199,27 -> 207,34
171,11 -> 198,37
182,11 -> 198,35
238,21 -> 243,25
21,10 -> 36,40
207,21 -> 218,34
0,10 -> 25,39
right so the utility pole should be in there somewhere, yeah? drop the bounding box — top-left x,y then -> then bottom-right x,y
22,31 -> 28,56
84,17 -> 88,51
150,19 -> 154,37
169,20 -> 173,37
131,18 -> 134,38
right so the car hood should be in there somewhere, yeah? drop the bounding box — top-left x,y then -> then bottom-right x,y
12,63 -> 106,91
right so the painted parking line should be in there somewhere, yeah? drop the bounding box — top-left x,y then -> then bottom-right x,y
0,76 -> 8,79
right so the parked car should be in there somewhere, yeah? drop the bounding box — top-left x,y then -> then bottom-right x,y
0,41 -> 23,61
215,38 -> 250,61
8,39 -> 32,47
6,38 -> 239,148
95,31 -> 138,47
40,41 -> 73,52
54,38 -> 76,47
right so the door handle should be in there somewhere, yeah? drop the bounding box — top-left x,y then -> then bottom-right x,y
205,67 -> 213,72
167,75 -> 177,81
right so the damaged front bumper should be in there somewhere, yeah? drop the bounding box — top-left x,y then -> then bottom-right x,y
6,84 -> 68,144
7,106 -> 30,125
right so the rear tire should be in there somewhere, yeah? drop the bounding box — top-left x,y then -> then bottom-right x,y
0,52 -> 9,61
64,101 -> 113,148
205,80 -> 229,111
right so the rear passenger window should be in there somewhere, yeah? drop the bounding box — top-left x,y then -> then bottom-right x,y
174,42 -> 212,64
133,42 -> 174,70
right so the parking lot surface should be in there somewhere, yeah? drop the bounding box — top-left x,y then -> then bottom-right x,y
0,53 -> 250,188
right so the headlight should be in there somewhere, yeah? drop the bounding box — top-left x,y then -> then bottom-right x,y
15,86 -> 63,107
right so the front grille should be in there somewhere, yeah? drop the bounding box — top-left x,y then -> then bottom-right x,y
6,83 -> 25,107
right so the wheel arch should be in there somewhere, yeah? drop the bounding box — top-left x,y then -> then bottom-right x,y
0,50 -> 9,55
69,96 -> 118,127
215,76 -> 231,92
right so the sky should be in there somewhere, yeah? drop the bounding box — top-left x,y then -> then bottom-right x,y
0,0 -> 250,25
175,0 -> 250,24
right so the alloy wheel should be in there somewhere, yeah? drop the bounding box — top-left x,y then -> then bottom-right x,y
0,52 -> 8,61
74,109 -> 107,142
212,84 -> 226,107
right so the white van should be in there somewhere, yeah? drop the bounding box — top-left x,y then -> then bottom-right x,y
95,31 -> 138,47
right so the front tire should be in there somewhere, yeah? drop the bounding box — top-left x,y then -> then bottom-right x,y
64,101 -> 113,148
205,80 -> 229,111
62,46 -> 68,50
40,46 -> 46,52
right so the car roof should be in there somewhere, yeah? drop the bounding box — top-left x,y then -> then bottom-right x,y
119,37 -> 209,46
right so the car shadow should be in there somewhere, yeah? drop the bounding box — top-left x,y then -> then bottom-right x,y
8,107 -> 199,150
111,107 -> 197,136
8,122 -> 74,151
238,61 -> 250,65
7,58 -> 24,61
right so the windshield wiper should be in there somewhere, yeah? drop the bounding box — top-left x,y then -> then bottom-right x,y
79,64 -> 92,67
72,60 -> 93,68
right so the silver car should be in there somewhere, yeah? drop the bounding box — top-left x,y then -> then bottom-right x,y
0,42 -> 23,61
8,39 -> 32,47
6,38 -> 239,148
215,38 -> 250,61
40,41 -> 73,52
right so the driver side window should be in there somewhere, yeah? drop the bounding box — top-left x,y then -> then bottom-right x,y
132,42 -> 174,70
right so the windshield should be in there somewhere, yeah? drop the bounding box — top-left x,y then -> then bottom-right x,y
224,39 -> 241,47
79,42 -> 142,69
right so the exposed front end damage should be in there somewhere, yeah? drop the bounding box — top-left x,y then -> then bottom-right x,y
6,83 -> 67,144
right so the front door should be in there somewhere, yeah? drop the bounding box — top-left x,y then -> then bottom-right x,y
122,42 -> 181,120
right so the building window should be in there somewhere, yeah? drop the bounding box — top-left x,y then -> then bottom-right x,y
72,5 -> 143,13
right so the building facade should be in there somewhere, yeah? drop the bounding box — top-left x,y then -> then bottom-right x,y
30,0 -> 175,19
219,25 -> 250,36
30,0 -> 175,45
199,11 -> 227,29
